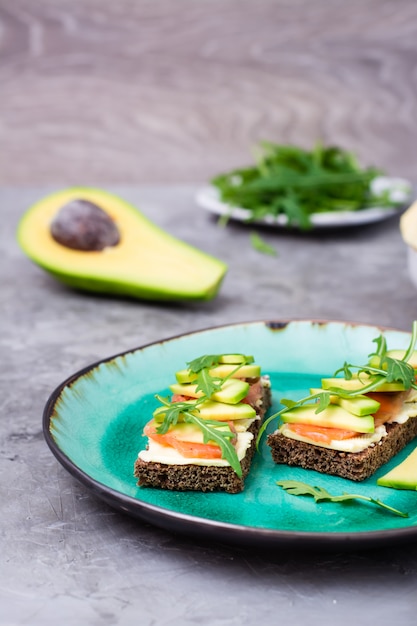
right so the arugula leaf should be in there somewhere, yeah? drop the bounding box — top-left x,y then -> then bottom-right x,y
401,320 -> 417,364
315,391 -> 332,412
280,391 -> 331,413
369,334 -> 387,360
384,357 -> 416,388
154,395 -> 200,433
279,398 -> 298,409
250,231 -> 277,256
189,414 -> 242,476
154,395 -> 242,475
187,355 -> 222,373
334,361 -> 354,380
186,355 -> 228,397
256,390 -> 331,447
194,369 -> 223,398
276,480 -> 408,518
332,358 -> 417,396
186,354 -> 252,398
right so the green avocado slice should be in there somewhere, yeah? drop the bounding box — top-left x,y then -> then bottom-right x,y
175,363 -> 261,384
170,378 -> 250,404
218,354 -> 254,364
377,445 -> 417,490
309,388 -> 380,416
280,404 -> 375,434
321,375 -> 405,393
153,399 -> 256,422
17,187 -> 227,301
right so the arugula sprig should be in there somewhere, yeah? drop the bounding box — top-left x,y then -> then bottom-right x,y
256,389 -> 332,448
276,480 -> 408,518
257,322 -> 417,447
153,354 -> 254,477
249,231 -> 278,256
186,354 -> 253,398
331,322 -> 417,396
154,394 -> 241,475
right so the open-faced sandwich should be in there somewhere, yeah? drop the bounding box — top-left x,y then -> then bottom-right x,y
134,354 -> 271,493
265,325 -> 417,481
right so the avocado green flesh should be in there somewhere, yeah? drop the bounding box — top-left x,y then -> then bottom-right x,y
321,376 -> 405,393
175,363 -> 261,384
280,404 -> 375,434
218,354 -> 254,364
386,350 -> 417,369
154,400 -> 256,422
337,395 -> 380,416
17,187 -> 227,302
377,445 -> 417,490
309,388 -> 380,416
368,350 -> 417,371
169,379 -> 250,404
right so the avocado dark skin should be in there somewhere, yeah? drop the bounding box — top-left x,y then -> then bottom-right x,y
50,199 -> 120,251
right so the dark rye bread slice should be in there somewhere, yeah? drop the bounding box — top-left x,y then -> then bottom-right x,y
267,417 -> 417,482
134,384 -> 271,494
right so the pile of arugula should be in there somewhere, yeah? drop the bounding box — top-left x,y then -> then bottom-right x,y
154,354 -> 255,477
212,142 -> 399,229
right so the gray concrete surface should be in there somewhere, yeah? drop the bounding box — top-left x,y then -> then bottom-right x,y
2,186 -> 417,625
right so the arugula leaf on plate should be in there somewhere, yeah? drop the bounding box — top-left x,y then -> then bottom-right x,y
276,480 -> 409,518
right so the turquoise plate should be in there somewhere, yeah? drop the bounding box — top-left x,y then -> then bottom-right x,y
43,320 -> 417,549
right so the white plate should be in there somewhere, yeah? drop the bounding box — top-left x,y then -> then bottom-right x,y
196,176 -> 413,228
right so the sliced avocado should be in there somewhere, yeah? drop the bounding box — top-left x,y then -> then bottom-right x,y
334,395 -> 380,417
280,404 -> 375,434
218,354 -> 254,364
368,349 -> 417,370
191,399 -> 256,421
321,375 -> 405,393
169,378 -> 250,404
386,349 -> 417,369
175,363 -> 261,384
169,382 -> 203,398
309,388 -> 380,416
17,187 -> 227,301
154,399 -> 256,422
161,421 -> 229,443
377,445 -> 417,490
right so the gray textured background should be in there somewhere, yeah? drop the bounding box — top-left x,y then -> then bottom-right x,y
2,1 -> 417,624
1,0 -> 417,185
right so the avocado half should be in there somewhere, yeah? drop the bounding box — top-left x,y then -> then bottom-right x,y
17,187 -> 227,301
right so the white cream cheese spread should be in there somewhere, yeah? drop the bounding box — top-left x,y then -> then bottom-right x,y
138,430 -> 254,467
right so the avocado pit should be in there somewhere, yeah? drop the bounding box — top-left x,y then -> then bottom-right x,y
50,199 -> 120,251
